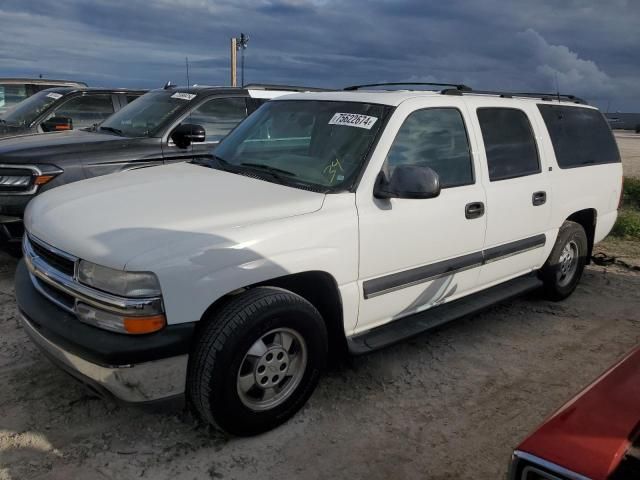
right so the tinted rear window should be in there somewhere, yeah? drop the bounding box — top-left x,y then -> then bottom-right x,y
477,108 -> 540,181
538,105 -> 620,168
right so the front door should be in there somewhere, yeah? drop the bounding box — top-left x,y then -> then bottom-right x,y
356,102 -> 487,332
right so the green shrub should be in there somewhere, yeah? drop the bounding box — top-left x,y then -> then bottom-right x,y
611,208 -> 640,239
623,177 -> 640,207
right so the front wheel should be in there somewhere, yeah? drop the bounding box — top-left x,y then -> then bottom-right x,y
187,287 -> 328,436
540,221 -> 588,301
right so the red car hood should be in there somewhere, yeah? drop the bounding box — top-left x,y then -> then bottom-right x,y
517,347 -> 640,479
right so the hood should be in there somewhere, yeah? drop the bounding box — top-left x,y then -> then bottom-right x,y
25,162 -> 325,269
0,130 -> 130,164
518,346 -> 640,479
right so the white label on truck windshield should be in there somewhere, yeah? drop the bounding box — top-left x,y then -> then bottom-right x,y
46,92 -> 63,100
329,113 -> 378,130
171,92 -> 196,101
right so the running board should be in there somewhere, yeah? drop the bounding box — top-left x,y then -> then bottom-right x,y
347,273 -> 543,354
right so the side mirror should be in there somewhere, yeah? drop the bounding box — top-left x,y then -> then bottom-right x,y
42,116 -> 73,132
374,165 -> 441,199
171,124 -> 206,149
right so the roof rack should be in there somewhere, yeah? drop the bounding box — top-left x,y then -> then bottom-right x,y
344,82 -> 472,92
243,83 -> 329,92
441,87 -> 588,104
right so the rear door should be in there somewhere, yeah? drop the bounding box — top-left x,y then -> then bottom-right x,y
469,102 -> 551,287
162,96 -> 248,162
356,98 -> 487,332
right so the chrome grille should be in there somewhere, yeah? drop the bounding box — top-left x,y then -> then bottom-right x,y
29,236 -> 75,276
32,274 -> 75,311
23,233 -> 164,317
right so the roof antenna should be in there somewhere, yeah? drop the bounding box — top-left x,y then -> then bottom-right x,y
554,72 -> 561,103
185,56 -> 191,90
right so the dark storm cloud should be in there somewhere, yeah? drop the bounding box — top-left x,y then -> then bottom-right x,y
1,0 -> 639,110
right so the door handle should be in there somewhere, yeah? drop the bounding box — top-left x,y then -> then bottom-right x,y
465,202 -> 485,219
532,191 -> 547,206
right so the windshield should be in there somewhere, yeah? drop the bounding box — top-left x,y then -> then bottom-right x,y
0,90 -> 60,125
99,90 -> 192,137
211,100 -> 390,191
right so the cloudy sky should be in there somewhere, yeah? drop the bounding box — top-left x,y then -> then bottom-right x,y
2,0 -> 639,111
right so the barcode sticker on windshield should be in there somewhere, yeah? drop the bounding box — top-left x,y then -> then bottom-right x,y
171,92 -> 196,101
46,92 -> 63,100
329,113 -> 378,130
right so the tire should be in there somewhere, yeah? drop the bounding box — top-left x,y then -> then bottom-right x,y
187,286 -> 328,436
540,221 -> 588,301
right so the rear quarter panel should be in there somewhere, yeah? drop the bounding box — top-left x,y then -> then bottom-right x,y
530,103 -> 622,245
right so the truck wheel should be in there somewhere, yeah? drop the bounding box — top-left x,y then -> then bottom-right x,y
188,286 -> 327,436
540,221 -> 588,301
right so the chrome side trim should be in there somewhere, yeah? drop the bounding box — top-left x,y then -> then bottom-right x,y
363,234 -> 546,299
24,234 -> 163,316
510,451 -> 591,480
20,312 -> 187,402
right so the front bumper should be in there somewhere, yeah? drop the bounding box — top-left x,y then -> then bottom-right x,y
15,259 -> 195,404
0,195 -> 31,243
20,311 -> 188,404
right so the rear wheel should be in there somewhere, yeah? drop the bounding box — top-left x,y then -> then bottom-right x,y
188,287 -> 327,436
540,221 -> 588,300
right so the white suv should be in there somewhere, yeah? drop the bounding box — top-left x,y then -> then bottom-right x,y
16,83 -> 623,435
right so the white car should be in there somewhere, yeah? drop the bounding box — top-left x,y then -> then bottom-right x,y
16,83 -> 623,435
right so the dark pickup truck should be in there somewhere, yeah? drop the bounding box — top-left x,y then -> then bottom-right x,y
0,87 -> 146,139
0,84 -> 316,247
0,78 -> 87,116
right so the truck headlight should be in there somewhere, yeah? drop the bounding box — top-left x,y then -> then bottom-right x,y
77,260 -> 162,298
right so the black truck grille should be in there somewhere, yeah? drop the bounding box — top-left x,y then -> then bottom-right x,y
29,237 -> 76,277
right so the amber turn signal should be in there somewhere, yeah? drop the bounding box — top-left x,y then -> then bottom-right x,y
123,314 -> 166,334
34,174 -> 56,185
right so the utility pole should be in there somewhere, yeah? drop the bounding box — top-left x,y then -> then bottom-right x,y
230,37 -> 237,86
230,33 -> 249,87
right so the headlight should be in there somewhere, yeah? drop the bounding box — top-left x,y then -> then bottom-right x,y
77,260 -> 162,298
0,164 -> 63,193
0,175 -> 32,188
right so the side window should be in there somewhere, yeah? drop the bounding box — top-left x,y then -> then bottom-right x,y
125,95 -> 141,105
52,94 -> 115,129
0,85 -> 28,114
537,105 -> 620,168
477,108 -> 540,181
186,97 -> 247,142
384,108 -> 474,188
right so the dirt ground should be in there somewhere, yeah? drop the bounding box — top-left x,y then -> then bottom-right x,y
1,251 -> 640,480
1,133 -> 639,480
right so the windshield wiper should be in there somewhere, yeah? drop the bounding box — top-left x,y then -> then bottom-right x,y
191,154 -> 233,170
99,126 -> 123,136
240,162 -> 297,178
